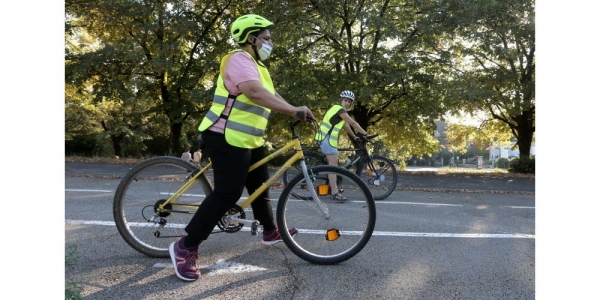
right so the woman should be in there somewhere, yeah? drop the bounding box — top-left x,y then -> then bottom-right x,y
315,90 -> 369,202
169,14 -> 314,282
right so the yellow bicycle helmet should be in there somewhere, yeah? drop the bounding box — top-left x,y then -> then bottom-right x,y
231,14 -> 274,44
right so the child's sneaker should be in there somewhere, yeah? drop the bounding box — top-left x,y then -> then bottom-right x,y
261,227 -> 298,245
169,236 -> 200,281
332,192 -> 348,203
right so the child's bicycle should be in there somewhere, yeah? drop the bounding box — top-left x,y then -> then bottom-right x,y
282,134 -> 398,200
112,120 -> 376,265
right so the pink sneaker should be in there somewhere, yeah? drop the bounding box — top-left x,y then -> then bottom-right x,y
169,236 -> 200,281
261,227 -> 298,245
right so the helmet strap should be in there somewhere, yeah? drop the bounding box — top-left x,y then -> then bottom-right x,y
249,36 -> 262,61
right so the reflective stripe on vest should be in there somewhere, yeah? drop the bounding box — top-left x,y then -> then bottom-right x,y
314,104 -> 345,148
198,50 -> 274,148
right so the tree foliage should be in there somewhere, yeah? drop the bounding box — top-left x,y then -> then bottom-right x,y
445,118 -> 513,154
438,0 -> 535,158
65,0 -> 535,165
66,0 -> 252,155
256,0 -> 451,159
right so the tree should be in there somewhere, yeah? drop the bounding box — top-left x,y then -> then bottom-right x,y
444,117 -> 513,155
439,0 -> 535,159
254,0 -> 452,160
64,0 -> 535,163
66,0 -> 249,155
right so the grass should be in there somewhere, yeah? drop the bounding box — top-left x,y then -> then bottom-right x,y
65,244 -> 83,300
402,166 -> 534,178
65,155 -> 144,165
436,168 -> 507,174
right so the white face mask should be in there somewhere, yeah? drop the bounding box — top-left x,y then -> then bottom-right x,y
257,42 -> 272,61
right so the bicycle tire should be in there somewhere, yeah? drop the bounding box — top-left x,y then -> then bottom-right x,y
282,150 -> 326,186
113,156 -> 213,258
276,165 -> 376,265
353,155 -> 397,200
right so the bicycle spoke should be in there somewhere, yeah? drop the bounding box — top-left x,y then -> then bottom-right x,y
113,157 -> 212,258
277,165 -> 376,265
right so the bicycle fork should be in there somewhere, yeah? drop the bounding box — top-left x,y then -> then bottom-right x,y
300,159 -> 330,219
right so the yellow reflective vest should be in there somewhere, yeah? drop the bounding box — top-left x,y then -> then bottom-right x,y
315,104 -> 345,148
198,50 -> 274,149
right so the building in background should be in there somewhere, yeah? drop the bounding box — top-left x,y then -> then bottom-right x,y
489,143 -> 535,160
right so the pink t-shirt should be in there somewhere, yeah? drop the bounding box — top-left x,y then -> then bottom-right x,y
209,52 -> 260,133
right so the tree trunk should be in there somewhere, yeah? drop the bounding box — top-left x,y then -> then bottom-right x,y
514,108 -> 534,159
169,122 -> 183,156
110,135 -> 124,157
100,120 -> 124,157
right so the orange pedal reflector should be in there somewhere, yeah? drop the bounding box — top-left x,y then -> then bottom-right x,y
326,229 -> 340,241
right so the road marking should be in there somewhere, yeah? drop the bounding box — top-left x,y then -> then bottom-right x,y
154,259 -> 267,275
66,189 -> 113,193
67,220 -> 116,226
65,219 -> 534,239
507,206 -> 535,209
372,231 -> 534,239
65,190 -> 477,208
204,259 -> 267,276
375,201 -> 462,207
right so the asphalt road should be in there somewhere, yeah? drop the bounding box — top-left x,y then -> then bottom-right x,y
65,161 -> 535,194
65,161 -> 535,299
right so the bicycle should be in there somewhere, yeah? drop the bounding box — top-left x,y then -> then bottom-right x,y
282,133 -> 398,200
113,119 -> 376,265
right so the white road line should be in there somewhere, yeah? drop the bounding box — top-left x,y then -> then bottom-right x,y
372,231 -> 534,239
64,190 -> 468,208
65,219 -> 534,239
375,201 -> 462,207
66,189 -> 113,193
507,206 -> 535,209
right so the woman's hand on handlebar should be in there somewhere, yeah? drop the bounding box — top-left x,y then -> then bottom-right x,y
293,106 -> 315,122
358,132 -> 377,142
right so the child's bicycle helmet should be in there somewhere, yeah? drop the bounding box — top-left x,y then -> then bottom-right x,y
339,90 -> 355,101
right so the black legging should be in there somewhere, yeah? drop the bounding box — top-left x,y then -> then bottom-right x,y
184,130 -> 275,246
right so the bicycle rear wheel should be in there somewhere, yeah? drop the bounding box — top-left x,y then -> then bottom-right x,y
113,156 -> 212,258
276,165 -> 376,265
353,155 -> 397,200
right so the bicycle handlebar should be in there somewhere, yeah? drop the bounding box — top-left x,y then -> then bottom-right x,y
357,133 -> 379,143
290,115 -> 316,138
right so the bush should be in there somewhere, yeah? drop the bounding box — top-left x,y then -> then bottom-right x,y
65,133 -> 111,157
495,157 -> 510,169
508,156 -> 535,174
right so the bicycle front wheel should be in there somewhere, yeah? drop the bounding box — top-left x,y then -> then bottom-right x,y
354,155 -> 397,200
276,165 -> 376,265
113,156 -> 212,258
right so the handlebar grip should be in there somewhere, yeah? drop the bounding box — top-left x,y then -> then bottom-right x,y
290,113 -> 316,133
294,111 -> 316,122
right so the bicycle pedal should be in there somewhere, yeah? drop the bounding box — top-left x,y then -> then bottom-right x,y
250,220 -> 260,236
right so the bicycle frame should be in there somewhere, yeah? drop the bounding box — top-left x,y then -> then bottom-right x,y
304,141 -> 372,171
155,122 -> 330,228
